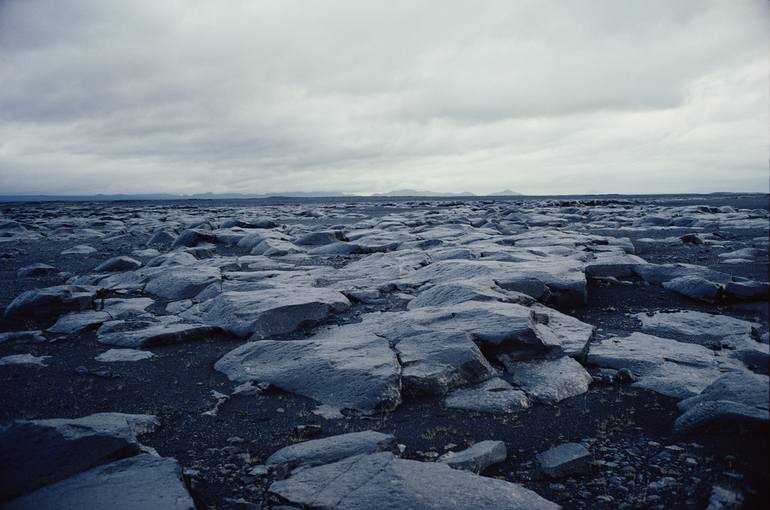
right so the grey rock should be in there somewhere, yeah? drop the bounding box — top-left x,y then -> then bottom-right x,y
536,442 -> 592,477
444,378 -> 530,414
215,335 -> 400,413
185,287 -> 350,338
587,333 -> 737,400
0,354 -> 51,367
95,349 -> 155,362
0,412 -> 158,499
662,276 -> 723,303
503,356 -> 592,403
0,330 -> 46,343
706,485 -> 744,510
172,228 -> 216,248
3,285 -> 98,322
95,256 -> 142,272
47,310 -> 112,334
396,331 -> 496,396
142,265 -> 221,300
724,279 -> 770,301
295,230 -> 344,246
16,263 -> 57,278
674,371 -> 770,434
4,454 -> 194,510
266,431 -> 396,477
437,440 -> 507,473
98,321 -> 221,348
268,452 -> 559,510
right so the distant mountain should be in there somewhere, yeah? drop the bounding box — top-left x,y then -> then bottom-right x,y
372,189 -> 476,197
0,191 -> 352,202
488,189 -> 523,196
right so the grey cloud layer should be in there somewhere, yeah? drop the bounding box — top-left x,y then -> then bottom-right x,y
0,0 -> 767,195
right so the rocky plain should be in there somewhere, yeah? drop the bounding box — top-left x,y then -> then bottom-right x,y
0,193 -> 768,509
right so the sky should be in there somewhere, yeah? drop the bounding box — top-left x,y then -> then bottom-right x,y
0,0 -> 768,196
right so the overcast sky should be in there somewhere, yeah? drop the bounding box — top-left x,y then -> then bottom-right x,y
0,0 -> 768,195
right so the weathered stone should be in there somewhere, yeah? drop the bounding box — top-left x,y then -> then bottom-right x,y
437,440 -> 507,473
662,276 -> 723,303
0,413 -> 158,499
587,333 -> 738,400
95,349 -> 155,362
185,286 -> 350,338
142,265 -> 221,300
16,263 -> 57,278
396,331 -> 496,396
268,452 -> 559,510
95,256 -> 142,272
3,285 -> 98,322
46,310 -> 112,334
266,431 -> 396,477
536,442 -> 592,477
97,321 -> 221,348
4,454 -> 194,510
215,336 -> 400,413
444,378 -> 530,414
0,330 -> 45,343
503,356 -> 592,403
0,354 -> 50,367
674,371 -> 770,434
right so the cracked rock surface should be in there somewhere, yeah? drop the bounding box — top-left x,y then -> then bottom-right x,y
0,194 -> 768,508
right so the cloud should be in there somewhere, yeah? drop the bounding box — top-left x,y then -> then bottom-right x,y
0,0 -> 767,194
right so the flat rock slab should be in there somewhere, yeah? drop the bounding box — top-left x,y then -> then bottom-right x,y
61,244 -> 97,255
268,452 -> 559,510
215,336 -> 400,413
634,310 -> 758,342
97,322 -> 221,348
4,454 -> 195,510
95,349 -> 155,362
0,354 -> 50,367
536,442 -> 592,478
0,412 -> 158,499
587,332 -> 739,400
503,356 -> 592,403
396,331 -> 496,396
437,440 -> 507,473
186,287 -> 350,338
47,310 -> 112,335
3,285 -> 98,322
142,265 -> 221,300
16,263 -> 57,278
265,431 -> 396,477
674,371 -> 770,434
444,377 -> 530,414
95,256 -> 142,272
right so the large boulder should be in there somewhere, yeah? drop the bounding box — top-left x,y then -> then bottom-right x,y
268,452 -> 559,510
142,266 -> 221,300
97,320 -> 222,348
3,285 -> 98,323
395,331 -> 496,396
4,454 -> 194,510
674,372 -> 770,434
266,431 -> 396,477
185,286 -> 350,338
0,413 -> 158,499
215,335 -> 400,413
502,356 -> 592,403
444,378 -> 530,414
587,333 -> 739,400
